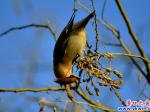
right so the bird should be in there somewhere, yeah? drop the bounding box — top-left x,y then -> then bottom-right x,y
53,11 -> 95,86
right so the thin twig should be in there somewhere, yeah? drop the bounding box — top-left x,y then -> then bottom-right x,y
111,87 -> 126,106
101,0 -> 107,20
0,87 -> 113,111
0,87 -> 66,92
37,98 -> 68,112
0,23 -> 56,40
65,84 -> 76,102
90,0 -> 99,52
78,0 -> 147,79
51,99 -> 109,112
100,20 -> 148,83
96,0 -> 149,83
75,88 -> 114,112
110,53 -> 150,63
77,1 -> 91,13
115,0 -> 150,82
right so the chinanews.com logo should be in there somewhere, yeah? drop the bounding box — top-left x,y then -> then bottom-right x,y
118,99 -> 150,111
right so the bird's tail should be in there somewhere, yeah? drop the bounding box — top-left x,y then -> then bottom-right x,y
76,10 -> 95,28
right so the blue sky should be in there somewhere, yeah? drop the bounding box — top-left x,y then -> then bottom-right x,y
0,0 -> 150,111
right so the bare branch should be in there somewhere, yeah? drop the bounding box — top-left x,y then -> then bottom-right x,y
65,84 -> 76,102
77,0 -> 147,82
112,87 -> 126,106
0,86 -> 113,111
0,87 -> 66,92
115,0 -> 150,82
111,53 -> 150,63
92,0 -> 150,84
100,20 -> 149,83
90,0 -> 99,52
75,88 -> 114,112
0,23 -> 57,40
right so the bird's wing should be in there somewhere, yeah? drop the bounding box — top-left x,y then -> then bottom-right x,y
54,12 -> 75,62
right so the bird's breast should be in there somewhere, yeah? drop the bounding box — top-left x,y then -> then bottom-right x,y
70,29 -> 86,52
63,29 -> 86,63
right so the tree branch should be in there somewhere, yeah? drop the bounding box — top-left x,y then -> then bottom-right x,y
0,23 -> 56,40
90,0 -> 99,52
65,84 -> 76,102
110,53 -> 150,63
77,0 -> 149,84
100,20 -> 149,84
0,87 -> 66,92
115,0 -> 150,82
0,86 -> 113,111
75,88 -> 114,112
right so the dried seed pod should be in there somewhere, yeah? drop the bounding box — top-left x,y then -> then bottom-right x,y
94,87 -> 100,96
85,69 -> 91,75
113,80 -> 124,85
104,71 -> 110,75
105,68 -> 112,73
108,53 -> 115,58
86,86 -> 93,95
39,106 -> 46,112
113,70 -> 123,78
111,84 -> 120,89
86,77 -> 91,82
92,64 -> 99,69
82,76 -> 91,83
103,53 -> 115,58
82,78 -> 87,82
103,75 -> 112,82
99,82 -> 109,86
114,90 -> 125,105
91,80 -> 95,86
99,75 -> 106,81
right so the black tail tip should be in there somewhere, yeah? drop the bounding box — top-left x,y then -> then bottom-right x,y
90,10 -> 96,16
86,10 -> 95,20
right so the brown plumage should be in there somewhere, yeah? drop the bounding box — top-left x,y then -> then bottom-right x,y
53,11 -> 95,86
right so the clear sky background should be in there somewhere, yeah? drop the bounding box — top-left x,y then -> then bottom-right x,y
0,0 -> 150,112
